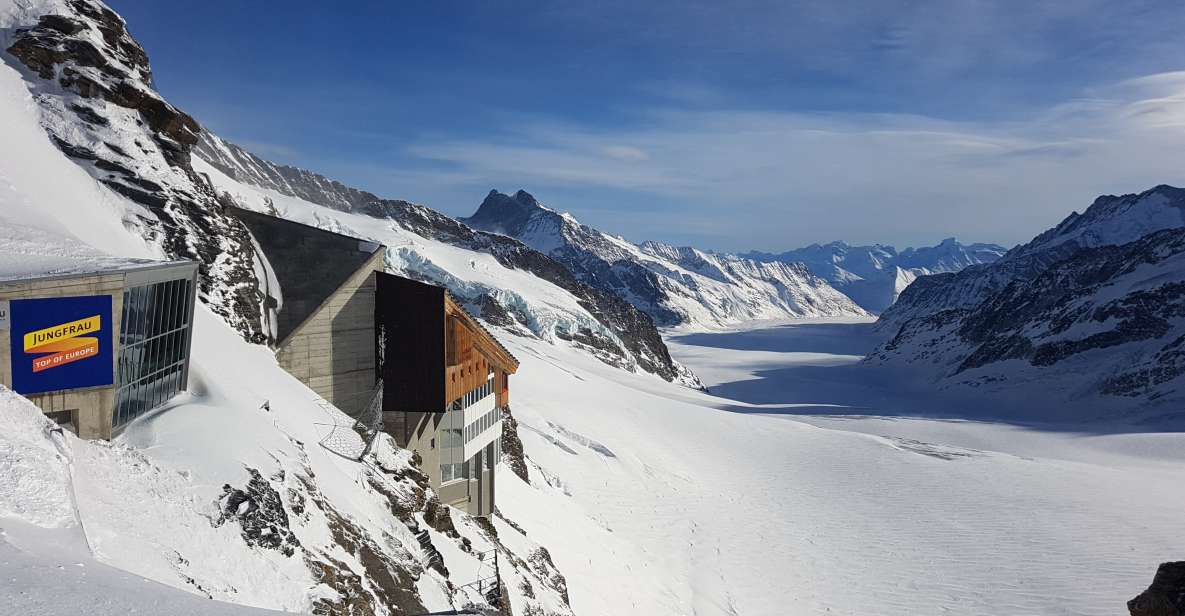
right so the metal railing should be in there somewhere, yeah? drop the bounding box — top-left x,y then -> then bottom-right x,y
456,547 -> 501,609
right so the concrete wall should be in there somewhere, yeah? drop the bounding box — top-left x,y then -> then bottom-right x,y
0,273 -> 125,440
277,250 -> 385,415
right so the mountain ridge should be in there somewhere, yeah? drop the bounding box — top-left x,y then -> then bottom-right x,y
869,184 -> 1185,412
462,189 -> 869,329
742,238 -> 1008,313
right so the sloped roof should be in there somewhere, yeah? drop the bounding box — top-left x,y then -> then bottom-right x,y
232,207 -> 383,346
445,291 -> 519,372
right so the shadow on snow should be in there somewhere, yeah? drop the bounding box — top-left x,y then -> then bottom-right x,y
669,321 -> 1185,435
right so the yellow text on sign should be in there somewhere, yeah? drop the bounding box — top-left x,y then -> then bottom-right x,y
23,315 -> 102,352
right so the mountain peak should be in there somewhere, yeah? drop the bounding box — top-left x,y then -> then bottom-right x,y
461,188 -> 557,236
513,189 -> 540,205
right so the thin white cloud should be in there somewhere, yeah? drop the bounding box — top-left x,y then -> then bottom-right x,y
402,71 -> 1185,250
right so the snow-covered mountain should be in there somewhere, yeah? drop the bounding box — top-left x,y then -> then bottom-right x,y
3,2 -> 1184,615
199,137 -> 698,387
744,238 -> 1007,313
0,0 -> 692,612
879,185 -> 1185,335
0,0 -> 696,388
869,185 -> 1185,411
461,189 -> 867,329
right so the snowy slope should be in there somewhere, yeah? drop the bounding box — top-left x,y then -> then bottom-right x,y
3,3 -> 1183,616
197,134 -> 697,387
193,157 -> 698,388
0,3 -> 574,612
744,238 -> 1007,313
461,189 -> 867,329
878,185 -> 1185,335
497,320 -> 1185,616
870,186 -> 1185,410
869,227 -> 1185,411
0,0 -> 272,338
2,0 -> 695,388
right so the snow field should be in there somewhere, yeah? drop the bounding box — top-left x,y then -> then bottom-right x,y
499,320 -> 1185,615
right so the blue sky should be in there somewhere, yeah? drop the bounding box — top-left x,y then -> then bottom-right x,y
111,0 -> 1185,251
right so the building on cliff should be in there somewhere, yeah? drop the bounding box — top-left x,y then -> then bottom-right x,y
233,208 -> 518,517
0,259 -> 199,439
375,273 -> 519,517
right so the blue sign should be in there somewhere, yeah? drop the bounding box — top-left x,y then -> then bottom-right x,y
9,295 -> 114,395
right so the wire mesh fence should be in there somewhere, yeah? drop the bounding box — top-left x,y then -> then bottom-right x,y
313,379 -> 384,461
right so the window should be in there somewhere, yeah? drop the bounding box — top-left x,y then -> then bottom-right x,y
113,277 -> 195,429
439,407 -> 465,484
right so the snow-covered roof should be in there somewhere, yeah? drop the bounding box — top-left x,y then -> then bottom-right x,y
0,253 -> 193,284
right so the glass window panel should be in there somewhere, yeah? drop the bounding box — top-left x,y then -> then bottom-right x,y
153,282 -> 166,338
126,288 -> 139,344
162,331 -> 176,377
166,365 -> 180,399
146,375 -> 159,410
170,279 -> 182,331
177,279 -> 188,329
160,280 -> 174,335
157,370 -> 170,407
148,283 -> 162,338
149,337 -> 160,375
174,329 -> 186,361
126,383 -> 139,423
180,279 -> 192,326
140,285 -> 152,337
119,291 -> 131,346
174,279 -> 184,329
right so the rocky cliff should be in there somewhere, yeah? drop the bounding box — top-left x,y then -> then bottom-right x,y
3,0 -> 266,339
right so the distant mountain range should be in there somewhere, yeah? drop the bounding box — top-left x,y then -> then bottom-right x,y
743,239 -> 1008,313
870,184 -> 1185,413
461,190 -> 868,329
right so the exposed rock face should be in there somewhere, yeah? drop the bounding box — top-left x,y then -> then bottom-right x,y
868,188 -> 1185,412
216,468 -> 301,557
879,185 -> 1185,335
6,3 -> 575,613
463,190 -> 868,328
195,134 -> 378,212
500,405 -> 529,483
3,0 -> 266,340
1129,562 -> 1185,616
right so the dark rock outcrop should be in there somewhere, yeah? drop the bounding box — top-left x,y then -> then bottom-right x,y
879,185 -> 1185,335
215,468 -> 301,557
4,0 -> 266,341
1129,562 -> 1185,616
500,405 -> 529,483
869,206 -> 1185,409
